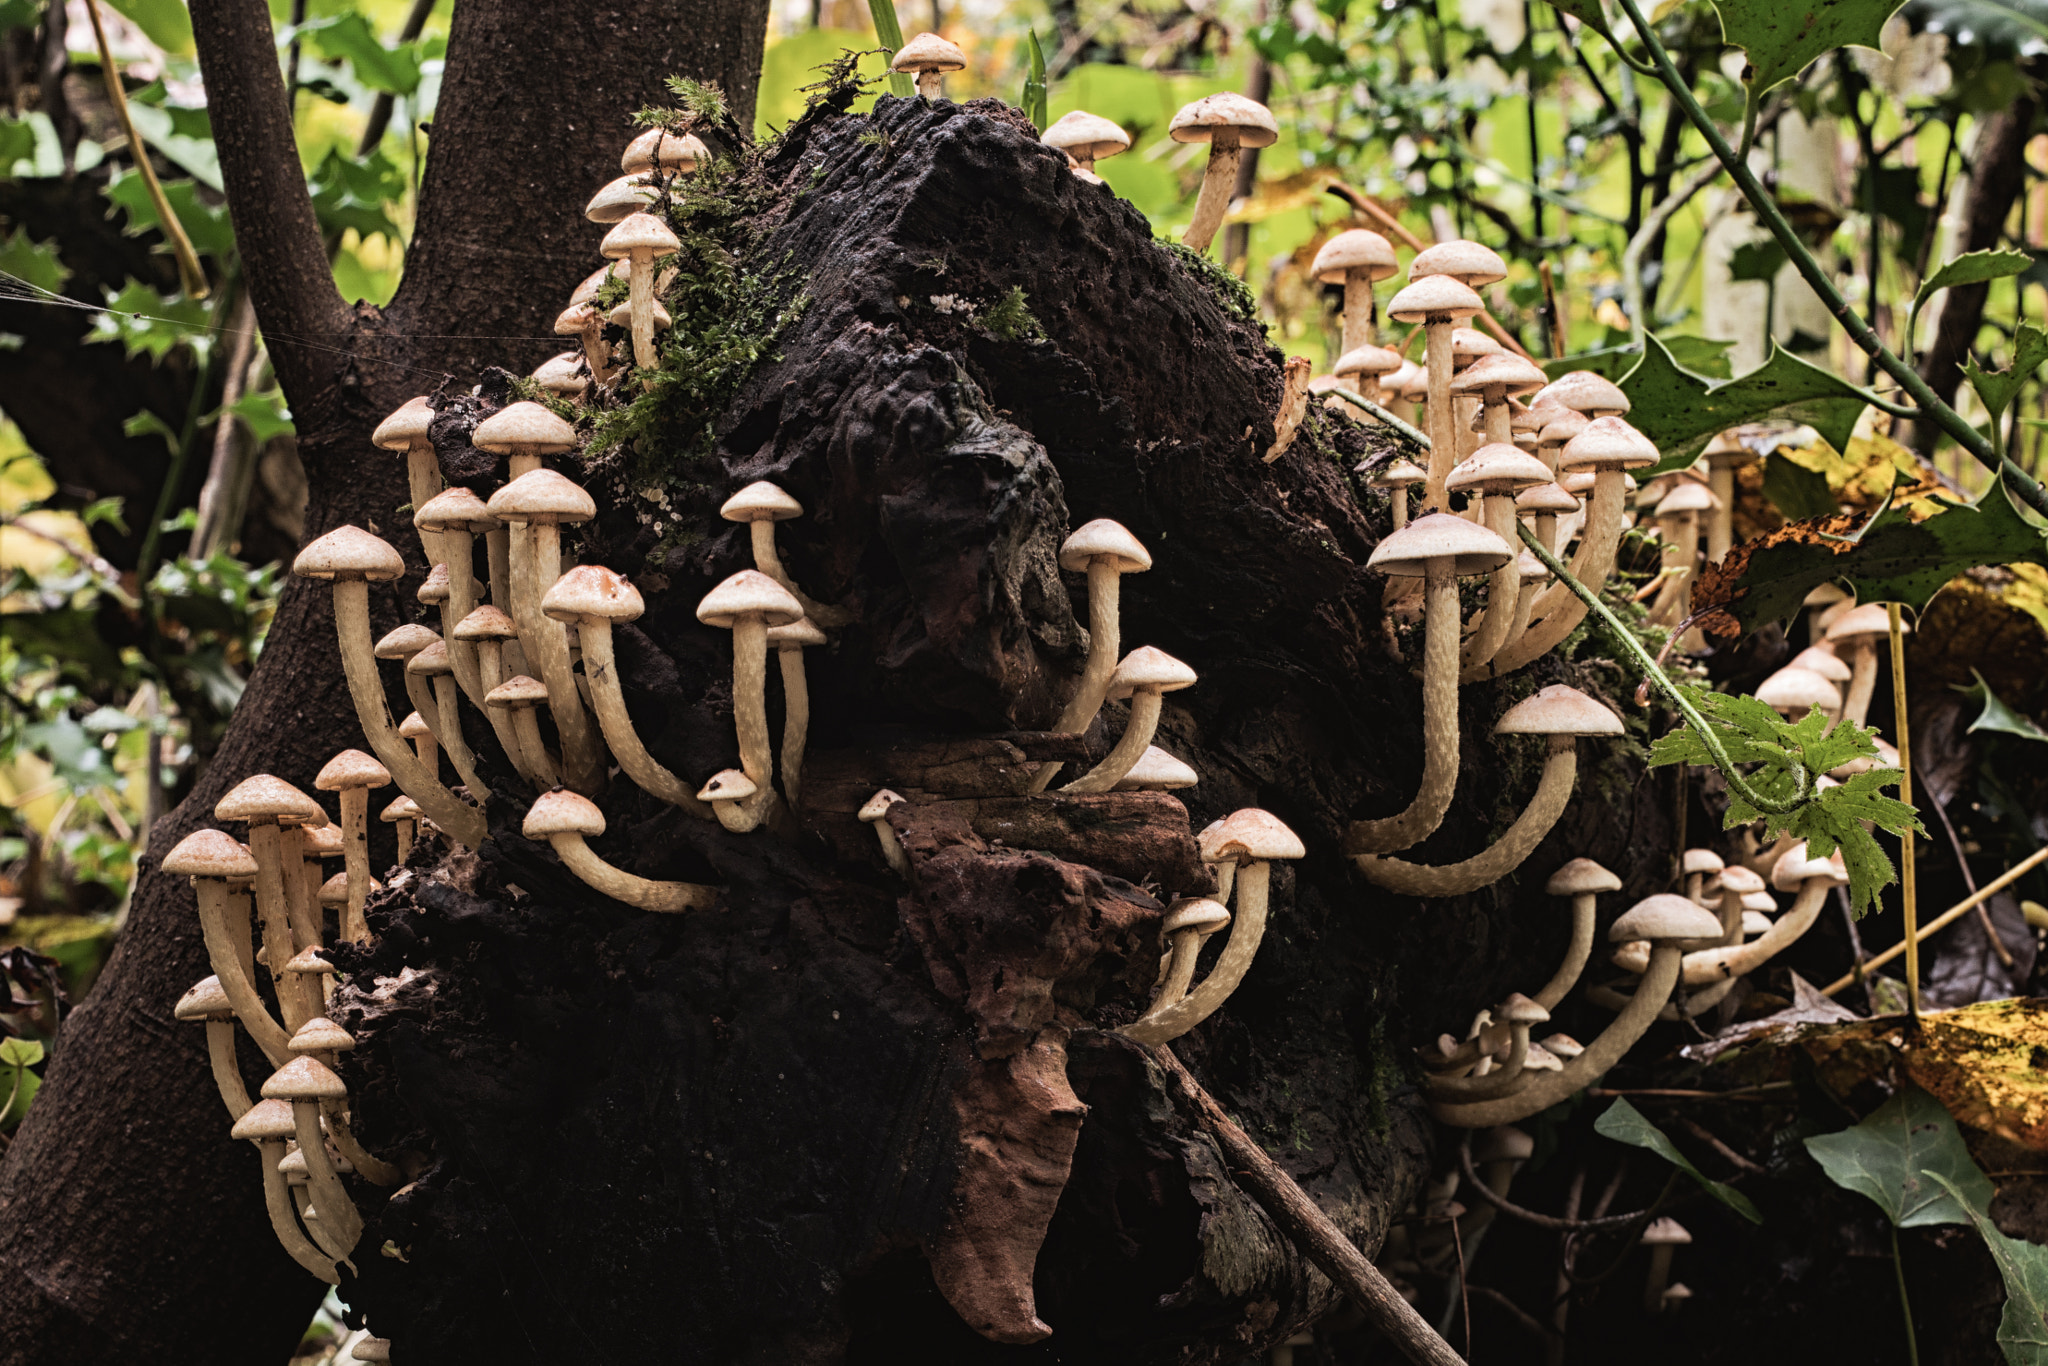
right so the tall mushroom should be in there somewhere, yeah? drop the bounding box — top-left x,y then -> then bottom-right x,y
314,750 -> 389,944
370,397 -> 444,567
1648,479 -> 1718,628
292,526 -> 485,847
1136,898 -> 1231,1019
1310,228 -> 1399,353
398,710 -> 437,779
1032,519 -> 1153,791
1534,857 -> 1621,1009
406,641 -> 489,800
1345,513 -> 1513,856
413,486 -> 499,707
260,1056 -> 364,1251
697,569 -> 804,829
766,616 -> 828,806
1385,274 -> 1486,512
601,211 -> 681,370
381,795 -> 421,864
719,481 -> 842,625
1063,646 -> 1199,793
1041,111 -> 1130,181
1354,685 -> 1624,895
891,32 -> 966,98
1446,443 -> 1553,674
453,604 -> 530,771
1827,601 -> 1906,727
1702,433 -> 1759,563
1368,458 -> 1427,532
1167,93 -> 1279,253
374,621 -> 441,733
163,828 -> 291,1066
176,974 -> 253,1120
216,775 -> 327,1032
229,1098 -> 339,1282
523,790 -> 718,912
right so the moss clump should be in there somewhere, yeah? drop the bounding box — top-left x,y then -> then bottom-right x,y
1155,238 -> 1263,332
979,285 -> 1044,343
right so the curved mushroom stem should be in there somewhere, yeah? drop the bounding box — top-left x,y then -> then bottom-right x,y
1182,128 -> 1244,253
1647,511 -> 1698,626
338,789 -> 370,943
1707,461 -> 1737,563
483,530 -> 525,675
433,527 -> 488,708
1422,319 -> 1456,511
471,638 -> 539,784
745,521 -> 848,628
392,818 -> 414,866
869,818 -> 913,877
1458,494 -> 1523,674
1144,927 -> 1211,1015
628,253 -> 658,370
291,1100 -> 365,1249
331,580 -> 486,845
1485,470 -> 1627,676
1346,561 -> 1459,855
257,1139 -> 340,1283
320,1105 -> 403,1186
194,880 -> 293,1066
1430,944 -> 1683,1128
1533,892 -> 1599,1012
1424,1023 -> 1530,1100
404,714 -> 439,779
205,1019 -> 253,1120
1062,689 -> 1164,794
1677,875 -> 1832,986
247,823 -> 313,1032
546,832 -> 718,912
430,676 -> 490,801
1353,737 -> 1576,896
733,616 -> 773,789
505,703 -> 564,788
577,620 -> 712,817
401,439 -> 445,568
1842,640 -> 1879,727
1032,557 -> 1122,792
278,826 -> 327,1013
1121,860 -> 1273,1045
512,524 -> 605,795
1341,271 -> 1375,354
777,644 -> 811,807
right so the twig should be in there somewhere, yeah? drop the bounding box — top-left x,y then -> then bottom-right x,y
1838,885 -> 1879,1014
1468,1286 -> 1560,1344
1678,1117 -> 1764,1175
1924,784 -> 2015,968
1328,386 -> 1431,447
1449,1210 -> 1472,1360
1457,1135 -> 1664,1231
1588,1084 -> 1794,1099
1820,844 -> 2048,995
84,0 -> 208,298
1622,156 -> 1728,343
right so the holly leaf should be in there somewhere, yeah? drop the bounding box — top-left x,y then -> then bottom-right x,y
1805,1084 -> 1994,1226
1541,335 -> 1735,381
102,172 -> 237,259
1729,237 -> 1789,283
1912,249 -> 2031,346
0,227 -> 67,294
1959,669 -> 2048,742
1712,0 -> 1910,93
1692,474 -> 2048,637
1761,452 -> 1840,520
1594,1098 -> 1763,1222
296,12 -> 426,96
1964,322 -> 2048,424
1930,1173 -> 2048,1364
1620,334 -> 1878,475
88,281 -> 212,362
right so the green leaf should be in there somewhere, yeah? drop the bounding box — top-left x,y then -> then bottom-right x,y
208,391 -> 294,443
1541,335 -> 1735,382
1712,0 -> 1910,93
1729,237 -> 1789,283
1761,452 -> 1840,520
1959,668 -> 2048,742
867,0 -> 915,97
102,0 -> 194,53
1023,30 -> 1048,132
0,227 -> 68,294
1912,249 -> 2031,344
1545,0 -> 1635,52
1621,334 -> 1877,475
307,147 -> 407,244
1965,323 -> 2048,424
1594,1098 -> 1764,1223
0,1037 -> 43,1067
1930,1173 -> 2048,1364
122,409 -> 178,446
0,115 -> 35,169
102,173 -> 237,260
297,13 -> 425,96
120,101 -> 220,189
88,280 -> 213,363
1804,1084 -> 1993,1227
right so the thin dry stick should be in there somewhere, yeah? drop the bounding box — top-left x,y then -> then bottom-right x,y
1891,604 -> 1920,1020
84,0 -> 207,297
1820,845 -> 2048,996
1149,1044 -> 1465,1366
1925,784 -> 2016,969
1323,180 -> 1533,361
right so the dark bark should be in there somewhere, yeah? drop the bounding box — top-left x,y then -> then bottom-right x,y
0,2 -> 770,1362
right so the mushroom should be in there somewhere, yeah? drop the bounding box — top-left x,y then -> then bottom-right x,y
720,481 -> 843,626
539,565 -> 710,817
351,1339 -> 393,1362
486,469 -> 605,795
472,398 -> 579,479
1532,857 -> 1621,1009
484,675 -> 562,788
698,769 -> 761,835
370,397 -> 445,567
1063,646 -> 1199,793
453,604 -> 532,774
1121,809 -> 1304,1045
584,172 -> 659,223
1354,685 -> 1624,896
413,486 -> 500,708
1826,601 -> 1906,727
292,527 -> 485,847
697,570 -> 804,828
1672,842 -> 1847,988
766,617 -> 828,806
1345,513 -> 1513,856
405,642 -> 489,801
1755,665 -> 1843,721
1424,994 -> 1550,1100
260,1057 -> 364,1250
891,31 -> 966,98
1329,343 -> 1404,409
622,126 -> 708,176
229,1098 -> 339,1282
601,211 -> 681,370
1715,864 -> 1767,945
374,622 -> 441,741
1311,228 -> 1399,353
1446,443 -> 1552,675
859,789 -> 913,877
524,790 -> 717,912
1677,847 -> 1723,906
1449,352 -> 1549,449
314,750 -> 390,944
1805,583 -> 1853,643
1113,745 -> 1199,792
1168,93 -> 1279,253
1531,370 -> 1631,420
1790,645 -> 1853,686
216,775 -> 328,1033
1367,458 -> 1427,531
1535,407 -> 1590,480
1385,274 -> 1486,511
1701,432 -> 1760,563
1647,479 -> 1719,627
1041,110 -> 1130,179
1033,519 -> 1153,791
164,829 -> 290,1066
397,710 -> 437,778
532,352 -> 589,399
282,946 -> 339,1027
1641,1217 -> 1692,1313
605,297 -> 673,347
176,974 -> 253,1121
1515,480 -> 1579,560
556,302 -> 609,382
1138,897 -> 1232,1016
382,794 -> 423,864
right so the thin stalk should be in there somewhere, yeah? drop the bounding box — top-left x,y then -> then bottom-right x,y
84,0 -> 206,298
1326,386 -> 1430,446
1612,0 -> 2048,516
1892,1224 -> 1921,1366
1890,603 -> 1919,1020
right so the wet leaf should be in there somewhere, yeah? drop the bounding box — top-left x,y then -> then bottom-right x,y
1930,1173 -> 2048,1363
1712,0 -> 1910,93
1594,1098 -> 1764,1221
1804,1083 -> 1994,1226
1620,335 -> 1879,475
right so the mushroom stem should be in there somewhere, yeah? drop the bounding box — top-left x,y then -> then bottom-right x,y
916,68 -> 943,98
278,826 -> 326,1012
257,1139 -> 340,1283
338,789 -> 370,942
576,620 -> 712,816
431,675 -> 491,801
1422,320 -> 1456,511
1843,640 -> 1879,727
1431,944 -> 1683,1127
330,580 -> 486,845
1423,1024 -> 1530,1100
320,1107 -> 403,1187
1346,562 -> 1459,855
1353,736 -> 1577,896
194,880 -> 293,1066
506,702 -> 564,788
1647,511 -> 1698,626
628,254 -> 658,370
1121,860 -> 1273,1045
1484,471 -> 1626,676
291,1101 -> 365,1247
1181,129 -> 1243,253
401,441 -> 445,568
1033,558 -> 1123,792
484,529 -> 522,672
1676,875 -> 1832,986
545,832 -> 719,912
1707,461 -> 1737,563
1532,892 -> 1598,1011
434,526 -> 489,708
1645,1244 -> 1677,1315
1062,690 -> 1164,794
1341,273 -> 1376,354
470,636 -> 540,784
744,521 -> 847,628
247,823 -> 313,1032
392,818 -> 414,865
508,523 -> 604,794
1391,486 -> 1410,531
205,1019 -> 253,1120
1147,931 -> 1208,1014
1457,495 -> 1522,673
732,615 -> 773,788
777,644 -> 811,807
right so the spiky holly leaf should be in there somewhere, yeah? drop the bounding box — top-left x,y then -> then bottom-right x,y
1712,0 -> 1910,94
1619,335 -> 1878,476
1963,322 -> 2048,424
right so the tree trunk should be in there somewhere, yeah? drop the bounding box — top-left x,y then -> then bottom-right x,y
0,3 -> 768,1362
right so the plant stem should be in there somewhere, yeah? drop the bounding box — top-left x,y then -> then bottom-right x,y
1609,0 -> 2048,517
85,0 -> 207,299
1891,1224 -> 1921,1366
1327,386 -> 1431,447
1890,602 -> 1919,1021
1516,523 -> 1812,815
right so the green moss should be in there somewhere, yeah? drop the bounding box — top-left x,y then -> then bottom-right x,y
979,285 -> 1044,343
1154,238 -> 1264,332
632,75 -> 730,132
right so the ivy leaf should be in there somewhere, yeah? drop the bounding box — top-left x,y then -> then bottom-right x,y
295,12 -> 426,96
0,227 -> 68,294
208,391 -> 294,444
1712,0 -> 1910,93
1929,1172 -> 2048,1363
1964,322 -> 2048,425
88,281 -> 212,363
1912,249 -> 2032,346
1805,1084 -> 1993,1226
1960,668 -> 2048,743
1595,1098 -> 1763,1222
1620,334 -> 1878,475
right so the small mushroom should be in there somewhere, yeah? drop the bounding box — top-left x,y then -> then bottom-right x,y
891,31 -> 966,99
601,211 -> 681,370
484,675 -> 562,788
453,604 -> 531,773
405,641 -> 489,801
1041,111 -> 1130,179
1672,843 -> 1847,988
719,481 -> 842,625
1701,432 -> 1761,563
314,750 -> 390,944
532,351 -> 588,398
1033,519 -> 1153,791
698,769 -> 761,835
556,300 -> 610,383
859,789 -> 913,877
374,621 -> 441,737
486,470 -> 605,794
216,775 -> 328,1032
381,794 -> 422,864
413,486 -> 501,708
1680,847 -> 1725,906
1424,994 -> 1549,1100
398,710 -> 437,778
1367,458 -> 1427,531
1386,273 -> 1486,512
351,1340 -> 393,1362
1449,352 -> 1548,449
1641,1217 -> 1692,1313
1514,480 -> 1579,561
1714,864 -> 1767,945
766,616 -> 829,807
622,126 -> 708,176
1755,665 -> 1843,721
1447,443 -> 1553,675
696,569 -> 805,807
370,397 -> 445,567
1064,647 -> 1199,793
1531,370 -> 1631,419
165,829 -> 290,1067
261,1057 -> 364,1250
1311,228 -> 1400,354
1826,601 -> 1906,727
176,974 -> 253,1121
524,790 -> 718,912
1168,93 -> 1279,253
1648,479 -> 1719,629
1328,343 -> 1404,410
1138,897 -> 1231,1017
584,172 -> 659,223
229,1098 -> 339,1282
1113,745 -> 1199,792
1529,858 -> 1620,1009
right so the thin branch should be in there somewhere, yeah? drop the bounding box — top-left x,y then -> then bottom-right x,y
1457,1134 -> 1665,1231
355,0 -> 440,156
85,0 -> 206,297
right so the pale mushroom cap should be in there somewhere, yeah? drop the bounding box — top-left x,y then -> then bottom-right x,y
485,674 -> 551,707
1410,239 -> 1508,287
533,352 -> 588,396
374,623 -> 440,660
607,298 -> 673,330
1742,910 -> 1775,935
1772,841 -> 1848,890
1473,1125 -> 1536,1162
1042,110 -> 1131,164
471,400 -> 578,456
543,564 -> 645,623
406,640 -> 453,677
1497,992 -> 1550,1024
1367,511 -> 1513,577
1506,399 -> 1548,433
1168,92 -> 1280,148
1516,481 -> 1580,513
371,396 -> 435,450
721,481 -> 804,524
290,1017 -> 356,1053
1209,807 -> 1306,863
1388,360 -> 1428,398
1608,894 -> 1724,942
858,788 -> 904,822
1804,583 -> 1851,607
302,822 -> 344,856
766,617 -> 829,649
317,872 -> 350,905
1311,228 -> 1399,283
1059,518 -> 1152,574
1107,645 -> 1198,697
174,975 -> 234,1021
1682,849 -> 1726,875
454,605 -> 520,642
696,568 -> 804,629
229,1097 -> 299,1141
416,563 -> 453,605
1741,889 -> 1778,912
1541,1033 -> 1585,1059
621,126 -> 708,174
1522,1044 -> 1564,1071
398,711 -> 434,741
1447,443 -> 1553,494
261,1055 -> 348,1102
1755,665 -> 1842,715
1718,864 -> 1766,894
1560,471 -> 1597,496
556,302 -> 598,337
1642,1216 -> 1692,1245
1546,856 -> 1621,896
381,794 -> 423,822
700,769 -> 759,803
216,775 -> 324,826
1559,416 -> 1659,472
1517,551 -> 1549,581
162,828 -> 261,879
525,790 -> 607,839
1656,480 -> 1719,516
414,486 -> 499,533
1368,458 -> 1427,488
584,172 -> 659,224
1495,684 -> 1624,737
1535,371 -> 1631,415
1449,352 -> 1548,395
1540,411 -> 1592,446
284,947 -> 337,975
486,469 -> 597,525
1115,745 -> 1199,790
892,30 -> 966,73
601,210 -> 682,261
1162,897 -> 1232,934
293,526 -> 405,583
1827,601 -> 1906,641
1386,274 -> 1485,323
1789,646 -> 1854,682
1332,344 -> 1405,378
278,1148 -> 310,1178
